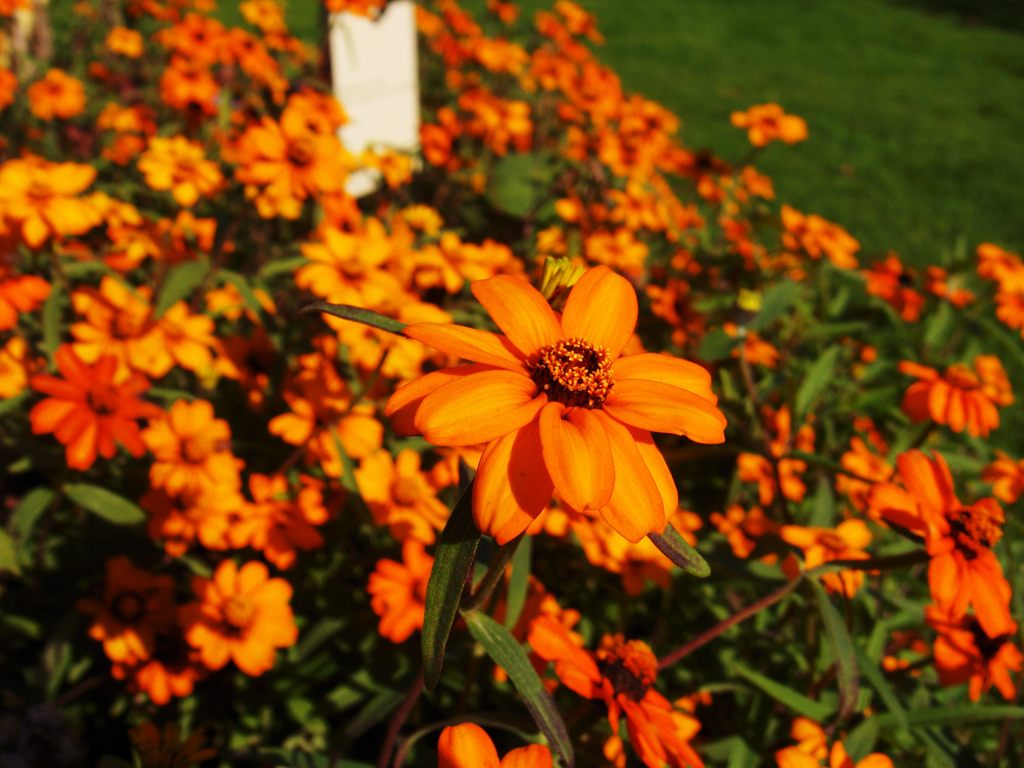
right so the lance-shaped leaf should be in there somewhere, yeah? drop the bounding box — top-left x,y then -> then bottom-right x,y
63,484 -> 146,525
302,302 -> 407,335
734,665 -> 835,721
464,611 -> 574,768
154,258 -> 210,317
422,480 -> 480,691
795,346 -> 841,418
810,579 -> 859,721
648,523 -> 710,577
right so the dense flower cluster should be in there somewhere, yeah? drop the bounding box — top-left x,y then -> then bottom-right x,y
0,0 -> 1020,765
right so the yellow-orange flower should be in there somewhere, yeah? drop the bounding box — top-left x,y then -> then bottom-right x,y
367,538 -> 434,643
27,68 -> 86,119
228,474 -> 328,569
780,520 -> 872,596
355,449 -> 450,543
386,266 -> 726,544
138,136 -> 223,207
781,205 -> 859,270
29,346 -> 160,470
0,265 -> 50,330
730,103 -> 807,147
898,355 -> 1014,438
437,723 -> 552,768
142,399 -> 243,495
76,557 -> 176,665
776,721 -> 893,768
0,337 -> 44,397
0,155 -> 101,248
106,26 -> 144,57
178,559 -> 298,676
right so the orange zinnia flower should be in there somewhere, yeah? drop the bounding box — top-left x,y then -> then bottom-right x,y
776,721 -> 893,768
178,559 -> 298,676
27,68 -> 86,119
0,66 -> 17,111
0,337 -> 43,397
736,406 -> 812,506
730,103 -> 808,147
437,723 -> 552,768
0,265 -> 50,330
29,346 -> 159,470
780,520 -> 872,596
781,205 -> 860,270
860,254 -> 925,322
367,538 -> 434,643
143,399 -> 243,495
0,155 -> 101,248
228,474 -> 328,570
106,26 -> 144,57
76,557 -> 176,665
386,266 -> 727,544
528,618 -> 703,768
869,450 -> 1014,638
926,604 -> 1022,702
137,136 -> 224,207
898,355 -> 1014,437
355,449 -> 450,543
982,450 -> 1024,504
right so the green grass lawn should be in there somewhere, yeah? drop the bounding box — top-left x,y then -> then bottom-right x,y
290,0 -> 1024,266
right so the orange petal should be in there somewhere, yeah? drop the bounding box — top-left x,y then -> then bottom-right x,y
414,370 -> 545,446
946,388 -> 966,433
927,380 -> 951,425
591,412 -> 664,542
897,450 -> 957,520
539,402 -> 614,511
501,745 -> 553,768
560,266 -> 637,358
473,420 -> 553,545
438,724 -> 501,768
385,364 -> 498,436
603,379 -> 726,443
612,353 -> 716,404
622,423 -> 678,519
471,275 -> 562,358
404,323 -> 527,371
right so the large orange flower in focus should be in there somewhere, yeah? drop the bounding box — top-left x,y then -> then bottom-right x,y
386,266 -> 726,544
869,450 -> 1014,638
178,559 -> 298,676
528,617 -> 703,768
29,346 -> 160,470
437,723 -> 552,768
898,355 -> 1013,437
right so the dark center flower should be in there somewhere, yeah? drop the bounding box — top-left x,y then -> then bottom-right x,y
530,337 -> 613,409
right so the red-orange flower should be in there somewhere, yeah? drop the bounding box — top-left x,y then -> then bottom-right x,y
776,720 -> 893,768
528,618 -> 703,768
437,723 -> 552,768
386,266 -> 726,544
178,559 -> 298,676
869,450 -> 1014,638
29,346 -> 160,470
861,254 -> 924,321
106,26 -> 144,57
780,520 -> 872,596
926,604 -> 1022,702
898,355 -> 1014,437
0,265 -> 50,330
27,68 -> 86,119
367,538 -> 434,643
229,474 -> 328,569
982,450 -> 1024,504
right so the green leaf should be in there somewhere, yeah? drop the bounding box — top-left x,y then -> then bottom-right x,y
697,329 -> 739,362
733,665 -> 835,721
0,391 -> 29,417
216,269 -> 266,318
795,346 -> 841,418
808,474 -> 835,528
809,580 -> 859,720
8,487 -> 54,540
875,705 -> 1024,728
40,279 -> 63,360
303,302 -> 406,335
259,255 -> 309,278
648,523 -> 710,577
293,618 -> 345,663
486,153 -> 544,218
465,611 -> 574,768
340,689 -> 405,740
154,257 -> 210,317
751,279 -> 800,331
843,715 -> 879,763
922,300 -> 955,350
422,480 -> 480,691
63,484 -> 146,525
0,530 -> 21,575
854,646 -> 909,731
504,534 -> 531,629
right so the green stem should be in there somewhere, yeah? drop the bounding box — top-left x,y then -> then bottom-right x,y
461,533 -> 525,614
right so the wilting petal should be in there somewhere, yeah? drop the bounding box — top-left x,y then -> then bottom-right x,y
474,420 -> 553,545
472,275 -> 562,358
560,265 -> 637,359
603,379 -> 726,443
438,724 -> 501,768
404,323 -> 527,372
539,402 -> 614,511
592,412 -> 665,542
385,364 -> 498,435
415,370 -> 545,446
612,354 -> 716,404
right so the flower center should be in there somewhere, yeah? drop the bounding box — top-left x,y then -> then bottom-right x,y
288,136 -> 315,166
948,501 -> 1003,559
818,532 -> 848,552
596,635 -> 657,702
112,591 -> 145,623
223,596 -> 256,630
392,475 -> 422,506
530,338 -> 613,409
87,386 -> 120,415
181,433 -> 217,463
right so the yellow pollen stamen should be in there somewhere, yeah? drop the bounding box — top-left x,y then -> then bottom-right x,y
531,337 -> 614,409
950,503 -> 1003,553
